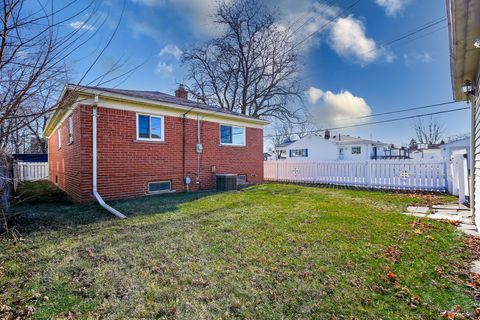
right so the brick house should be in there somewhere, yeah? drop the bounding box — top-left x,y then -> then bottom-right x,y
43,84 -> 268,207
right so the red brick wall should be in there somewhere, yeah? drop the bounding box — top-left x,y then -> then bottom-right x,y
48,107 -> 86,201
49,105 -> 264,202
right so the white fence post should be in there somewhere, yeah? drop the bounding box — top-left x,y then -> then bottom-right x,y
366,161 -> 371,187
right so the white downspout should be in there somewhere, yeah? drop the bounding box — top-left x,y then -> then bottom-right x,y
196,114 -> 201,184
92,98 -> 127,219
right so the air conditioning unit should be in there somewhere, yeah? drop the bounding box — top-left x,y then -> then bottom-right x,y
216,174 -> 238,191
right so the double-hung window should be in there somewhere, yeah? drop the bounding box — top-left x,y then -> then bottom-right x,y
220,125 -> 245,146
137,114 -> 164,141
68,115 -> 73,144
351,146 -> 361,154
57,128 -> 61,149
289,149 -> 308,157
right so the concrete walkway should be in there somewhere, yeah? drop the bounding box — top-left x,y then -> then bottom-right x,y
402,204 -> 478,236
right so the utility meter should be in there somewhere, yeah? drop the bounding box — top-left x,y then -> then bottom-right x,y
196,143 -> 203,153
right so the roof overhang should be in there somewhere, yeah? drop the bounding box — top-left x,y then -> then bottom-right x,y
447,0 -> 480,101
44,85 -> 270,138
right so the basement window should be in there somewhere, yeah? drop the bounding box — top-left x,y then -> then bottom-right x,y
137,114 -> 164,141
237,174 -> 247,185
148,181 -> 172,194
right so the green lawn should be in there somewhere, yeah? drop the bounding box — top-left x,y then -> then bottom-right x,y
0,182 -> 477,319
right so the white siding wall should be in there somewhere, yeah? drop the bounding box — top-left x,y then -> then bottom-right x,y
283,135 -> 338,161
474,77 -> 480,226
339,144 -> 372,161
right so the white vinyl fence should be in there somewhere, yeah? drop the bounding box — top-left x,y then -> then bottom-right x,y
264,159 -> 448,192
14,161 -> 49,182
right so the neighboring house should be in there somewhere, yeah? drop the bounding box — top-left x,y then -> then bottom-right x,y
331,134 -> 391,160
13,153 -> 48,163
410,144 -> 443,160
43,84 -> 268,203
273,139 -> 297,159
441,137 -> 471,159
275,134 -> 338,161
447,0 -> 480,223
273,133 -> 391,161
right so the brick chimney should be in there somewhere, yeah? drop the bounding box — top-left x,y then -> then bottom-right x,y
324,129 -> 330,140
175,84 -> 188,100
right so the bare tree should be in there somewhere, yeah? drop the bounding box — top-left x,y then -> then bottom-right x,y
268,114 -> 316,159
182,0 -> 304,122
0,0 -> 138,237
412,117 -> 446,145
0,0 -> 133,152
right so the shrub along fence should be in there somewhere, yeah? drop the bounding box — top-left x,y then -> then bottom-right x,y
264,159 -> 449,192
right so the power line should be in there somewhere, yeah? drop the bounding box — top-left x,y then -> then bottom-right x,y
264,106 -> 469,138
290,0 -> 362,51
367,16 -> 447,54
288,0 -> 340,36
328,106 -> 468,130
382,17 -> 446,47
336,101 -> 457,121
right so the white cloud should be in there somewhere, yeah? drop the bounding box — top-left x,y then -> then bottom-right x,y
374,0 -> 412,16
69,21 -> 96,31
156,62 -> 173,73
275,1 -> 339,51
158,45 -> 183,60
130,0 -> 387,65
308,87 -> 372,128
327,15 -> 395,65
308,87 -> 324,104
329,15 -> 389,66
403,51 -> 432,65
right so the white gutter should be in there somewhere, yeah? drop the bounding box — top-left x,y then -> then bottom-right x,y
92,98 -> 127,219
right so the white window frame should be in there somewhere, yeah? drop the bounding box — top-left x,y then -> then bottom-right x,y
147,180 -> 172,194
136,113 -> 165,142
351,146 -> 362,154
68,114 -> 73,144
219,124 -> 246,146
57,128 -> 61,149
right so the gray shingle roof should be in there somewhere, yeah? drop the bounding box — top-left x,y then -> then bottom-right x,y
331,134 -> 390,146
70,84 -> 262,121
275,139 -> 296,148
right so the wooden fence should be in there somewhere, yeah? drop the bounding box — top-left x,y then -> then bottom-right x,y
264,159 -> 448,192
14,161 -> 49,183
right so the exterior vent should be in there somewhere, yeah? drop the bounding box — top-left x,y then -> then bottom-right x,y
216,174 -> 238,191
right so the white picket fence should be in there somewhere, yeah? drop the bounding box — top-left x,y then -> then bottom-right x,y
15,161 -> 49,182
264,159 -> 448,192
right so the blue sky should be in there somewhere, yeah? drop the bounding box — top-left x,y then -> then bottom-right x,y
52,0 -> 469,146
